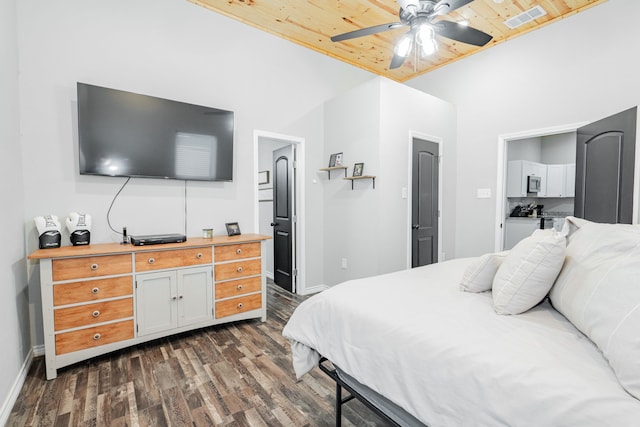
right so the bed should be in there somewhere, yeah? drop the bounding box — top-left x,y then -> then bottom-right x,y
282,217 -> 640,426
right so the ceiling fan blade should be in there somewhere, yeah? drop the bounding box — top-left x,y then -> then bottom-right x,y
331,22 -> 404,42
435,20 -> 493,46
389,52 -> 408,69
433,0 -> 474,16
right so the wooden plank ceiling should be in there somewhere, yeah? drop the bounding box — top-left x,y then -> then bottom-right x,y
187,0 -> 607,82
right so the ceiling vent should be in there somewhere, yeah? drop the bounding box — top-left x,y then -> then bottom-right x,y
504,5 -> 547,29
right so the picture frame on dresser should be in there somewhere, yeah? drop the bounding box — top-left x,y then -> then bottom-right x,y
225,222 -> 241,236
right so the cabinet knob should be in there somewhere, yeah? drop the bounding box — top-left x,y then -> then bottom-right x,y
91,287 -> 100,294
179,295 -> 184,299
236,248 -> 242,255
237,266 -> 243,273
90,263 -> 99,271
92,310 -> 100,318
237,284 -> 243,291
148,258 -> 155,264
172,296 -> 177,300
93,333 -> 101,340
237,303 -> 244,310
196,253 -> 203,259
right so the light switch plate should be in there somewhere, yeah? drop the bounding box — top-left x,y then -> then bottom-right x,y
477,188 -> 492,199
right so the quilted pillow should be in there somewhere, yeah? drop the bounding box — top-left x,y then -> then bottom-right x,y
550,217 -> 640,399
460,251 -> 509,292
492,229 -> 566,315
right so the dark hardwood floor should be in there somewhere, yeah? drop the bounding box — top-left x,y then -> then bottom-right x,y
7,281 -> 392,426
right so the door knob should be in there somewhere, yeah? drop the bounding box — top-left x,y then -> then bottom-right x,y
412,224 -> 420,229
270,222 -> 279,227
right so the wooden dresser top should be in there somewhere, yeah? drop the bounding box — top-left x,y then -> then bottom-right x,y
28,234 -> 271,260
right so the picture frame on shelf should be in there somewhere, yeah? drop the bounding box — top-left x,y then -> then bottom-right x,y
225,222 -> 241,236
258,170 -> 270,185
329,152 -> 343,167
353,163 -> 364,177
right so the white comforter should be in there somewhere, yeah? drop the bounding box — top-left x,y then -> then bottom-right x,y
282,258 -> 640,426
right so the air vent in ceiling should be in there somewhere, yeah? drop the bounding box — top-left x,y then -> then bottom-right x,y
504,5 -> 547,29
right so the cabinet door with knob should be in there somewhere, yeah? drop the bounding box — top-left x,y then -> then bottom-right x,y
136,266 -> 213,336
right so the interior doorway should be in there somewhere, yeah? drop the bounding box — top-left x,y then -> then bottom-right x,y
495,122 -> 588,251
407,132 -> 443,268
254,131 -> 305,294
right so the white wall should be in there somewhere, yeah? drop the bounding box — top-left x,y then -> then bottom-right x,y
17,0 -> 373,345
408,0 -> 640,257
323,78 -> 456,285
0,0 -> 29,421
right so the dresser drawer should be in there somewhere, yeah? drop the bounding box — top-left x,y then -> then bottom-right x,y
54,298 -> 133,331
214,242 -> 260,262
53,276 -> 133,306
215,294 -> 262,319
214,259 -> 261,281
52,254 -> 132,281
135,247 -> 212,272
55,319 -> 134,355
215,276 -> 261,299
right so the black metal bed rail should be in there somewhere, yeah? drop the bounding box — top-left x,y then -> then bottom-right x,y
318,357 -> 402,427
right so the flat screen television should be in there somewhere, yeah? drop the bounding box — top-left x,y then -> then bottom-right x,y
77,83 -> 234,181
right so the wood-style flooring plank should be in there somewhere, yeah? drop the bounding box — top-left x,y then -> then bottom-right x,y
7,282 -> 393,427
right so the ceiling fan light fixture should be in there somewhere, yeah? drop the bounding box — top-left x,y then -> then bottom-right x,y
416,24 -> 435,46
395,33 -> 414,58
421,38 -> 437,56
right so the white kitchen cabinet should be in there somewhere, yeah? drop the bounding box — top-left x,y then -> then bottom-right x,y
507,160 -> 547,197
565,163 -> 576,197
545,165 -> 566,197
136,266 -> 213,336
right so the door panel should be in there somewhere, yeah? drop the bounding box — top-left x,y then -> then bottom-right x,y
575,107 -> 637,223
412,138 -> 439,268
272,145 -> 295,292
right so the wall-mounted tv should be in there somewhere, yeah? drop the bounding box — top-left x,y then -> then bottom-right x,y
77,83 -> 234,181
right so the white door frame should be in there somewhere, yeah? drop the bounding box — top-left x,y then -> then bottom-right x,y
253,130 -> 306,294
494,122 -> 588,252
406,131 -> 444,268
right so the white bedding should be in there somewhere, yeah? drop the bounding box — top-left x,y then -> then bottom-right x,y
282,258 -> 640,426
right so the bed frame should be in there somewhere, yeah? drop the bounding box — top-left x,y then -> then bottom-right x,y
319,357 -> 424,426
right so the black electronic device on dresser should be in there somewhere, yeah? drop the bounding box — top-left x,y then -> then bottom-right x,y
129,233 -> 187,246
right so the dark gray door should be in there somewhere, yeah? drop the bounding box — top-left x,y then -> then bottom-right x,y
412,138 -> 439,268
271,145 -> 295,292
575,107 -> 637,223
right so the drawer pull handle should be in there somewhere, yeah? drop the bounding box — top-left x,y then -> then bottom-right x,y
237,303 -> 244,309
92,310 -> 100,318
236,248 -> 242,255
90,263 -> 99,271
148,258 -> 155,264
237,284 -> 243,290
237,267 -> 243,273
91,287 -> 100,294
93,333 -> 101,340
196,253 -> 203,259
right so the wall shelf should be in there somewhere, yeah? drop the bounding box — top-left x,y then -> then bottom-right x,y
344,175 -> 376,190
319,166 -> 348,179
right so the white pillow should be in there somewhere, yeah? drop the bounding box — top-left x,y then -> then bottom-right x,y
460,251 -> 509,292
550,217 -> 640,399
492,229 -> 566,315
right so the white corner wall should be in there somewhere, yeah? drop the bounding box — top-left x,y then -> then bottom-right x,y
408,0 -> 640,257
0,0 -> 30,421
323,77 -> 456,286
17,0 -> 373,346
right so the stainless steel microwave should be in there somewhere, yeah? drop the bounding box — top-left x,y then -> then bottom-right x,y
527,175 -> 541,193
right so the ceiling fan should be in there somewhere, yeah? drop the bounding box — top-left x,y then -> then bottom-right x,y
331,0 -> 493,69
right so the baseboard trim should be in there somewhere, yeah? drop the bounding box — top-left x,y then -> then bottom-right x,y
299,284 -> 328,295
33,344 -> 45,357
0,348 -> 34,426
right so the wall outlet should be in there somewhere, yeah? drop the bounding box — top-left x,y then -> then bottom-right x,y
477,188 -> 492,199
341,258 -> 348,269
